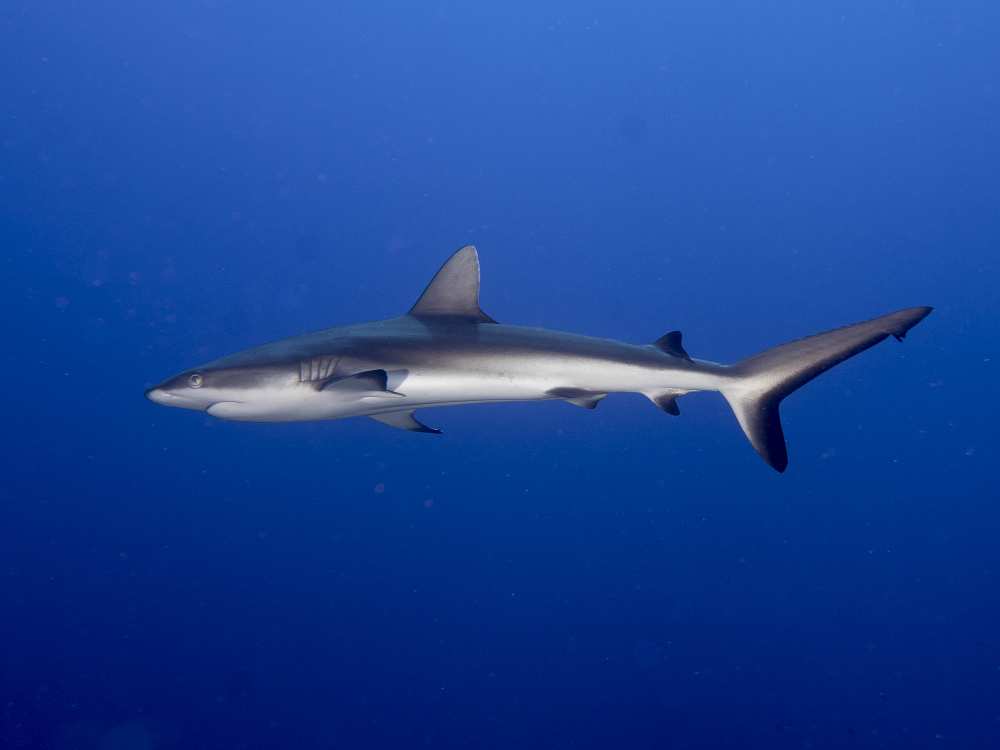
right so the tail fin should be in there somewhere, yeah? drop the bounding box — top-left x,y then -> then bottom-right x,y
720,306 -> 932,472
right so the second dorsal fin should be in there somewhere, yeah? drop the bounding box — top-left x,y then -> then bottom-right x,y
409,245 -> 497,323
652,331 -> 691,361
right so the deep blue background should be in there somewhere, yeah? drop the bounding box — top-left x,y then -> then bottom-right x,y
2,2 -> 998,748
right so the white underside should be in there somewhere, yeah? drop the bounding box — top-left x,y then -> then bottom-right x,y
205,364 -> 729,422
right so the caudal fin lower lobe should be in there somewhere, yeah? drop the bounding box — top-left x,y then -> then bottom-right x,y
721,306 -> 932,472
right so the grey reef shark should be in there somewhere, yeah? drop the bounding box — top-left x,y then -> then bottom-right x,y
146,246 -> 931,472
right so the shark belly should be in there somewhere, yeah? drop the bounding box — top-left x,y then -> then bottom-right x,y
374,349 -> 676,412
207,387 -> 347,421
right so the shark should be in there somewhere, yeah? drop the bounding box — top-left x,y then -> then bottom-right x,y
146,246 -> 931,472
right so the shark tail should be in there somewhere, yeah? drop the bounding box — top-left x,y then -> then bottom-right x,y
719,306 -> 932,472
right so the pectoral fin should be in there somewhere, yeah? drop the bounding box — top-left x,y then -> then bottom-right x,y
370,410 -> 441,434
321,369 -> 404,398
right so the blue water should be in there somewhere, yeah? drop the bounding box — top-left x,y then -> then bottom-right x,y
3,2 -> 998,748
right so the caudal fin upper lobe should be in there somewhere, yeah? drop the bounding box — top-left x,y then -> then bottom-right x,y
720,306 -> 932,472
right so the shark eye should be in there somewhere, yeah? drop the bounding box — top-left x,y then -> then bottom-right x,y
188,373 -> 204,389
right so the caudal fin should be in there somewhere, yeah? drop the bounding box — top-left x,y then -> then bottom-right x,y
721,306 -> 932,472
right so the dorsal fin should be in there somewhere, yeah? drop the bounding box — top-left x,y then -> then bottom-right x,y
652,331 -> 691,361
409,246 -> 497,323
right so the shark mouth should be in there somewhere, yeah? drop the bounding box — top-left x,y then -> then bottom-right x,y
205,401 -> 246,418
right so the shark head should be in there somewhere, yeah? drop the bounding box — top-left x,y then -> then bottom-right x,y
145,246 -> 492,423
144,357 -> 306,420
145,328 -> 414,422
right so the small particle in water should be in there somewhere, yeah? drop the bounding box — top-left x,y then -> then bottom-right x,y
423,499 -> 433,508
54,296 -> 70,309
964,447 -> 976,457
373,482 -> 385,494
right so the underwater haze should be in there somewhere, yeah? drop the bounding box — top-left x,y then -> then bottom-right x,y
2,1 -> 999,748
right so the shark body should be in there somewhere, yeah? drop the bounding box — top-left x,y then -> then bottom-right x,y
146,246 -> 931,471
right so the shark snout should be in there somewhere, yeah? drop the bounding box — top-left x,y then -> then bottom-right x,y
145,385 -> 207,410
145,386 -> 169,404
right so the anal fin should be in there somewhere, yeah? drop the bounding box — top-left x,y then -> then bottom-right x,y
646,389 -> 686,416
370,410 -> 441,434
